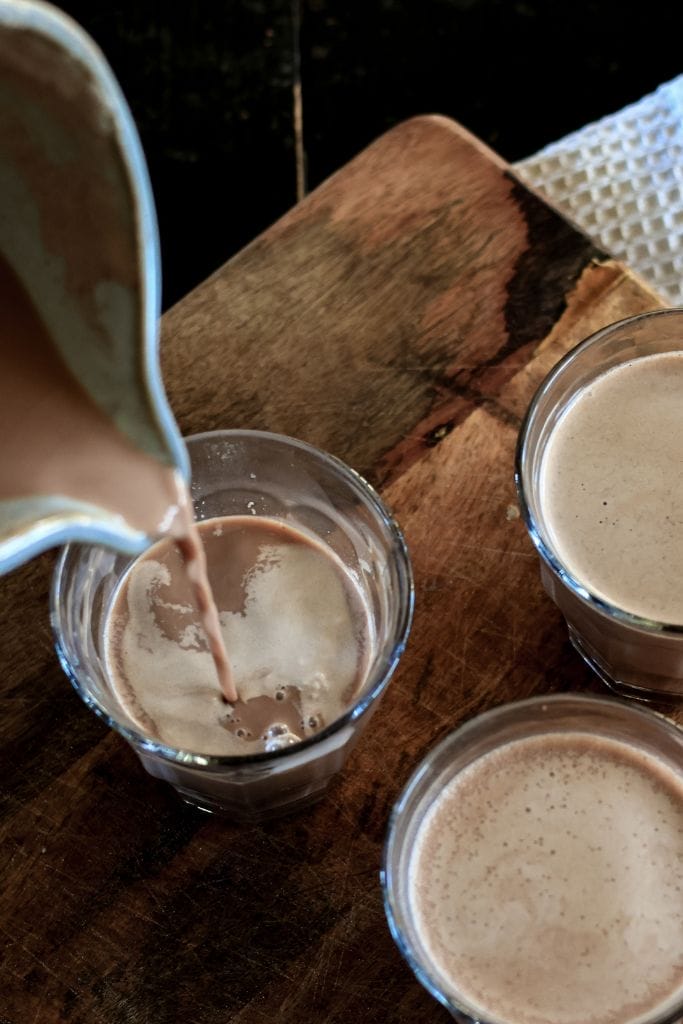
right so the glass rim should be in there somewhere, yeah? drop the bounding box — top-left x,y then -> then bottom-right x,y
515,307 -> 683,637
51,428 -> 415,770
381,691 -> 683,1024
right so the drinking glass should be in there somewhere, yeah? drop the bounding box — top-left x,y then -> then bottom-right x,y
383,693 -> 683,1024
52,430 -> 413,821
516,309 -> 683,701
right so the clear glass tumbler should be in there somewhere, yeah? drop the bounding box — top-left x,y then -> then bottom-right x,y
382,693 -> 683,1024
52,430 -> 413,821
516,309 -> 683,701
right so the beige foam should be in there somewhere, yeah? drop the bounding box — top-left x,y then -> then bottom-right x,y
540,352 -> 683,623
409,733 -> 683,1024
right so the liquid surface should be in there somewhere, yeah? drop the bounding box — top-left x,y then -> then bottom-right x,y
105,515 -> 373,755
409,733 -> 683,1024
539,352 -> 683,622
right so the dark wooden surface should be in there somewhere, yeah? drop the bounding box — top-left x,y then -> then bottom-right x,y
0,115 -> 669,1023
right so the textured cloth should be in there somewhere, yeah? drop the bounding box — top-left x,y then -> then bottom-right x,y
515,77 -> 683,304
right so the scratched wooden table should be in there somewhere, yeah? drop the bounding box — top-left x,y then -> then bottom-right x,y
0,116 -> 669,1023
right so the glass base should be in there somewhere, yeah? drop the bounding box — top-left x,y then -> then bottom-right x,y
568,626 -> 683,706
172,780 -> 330,822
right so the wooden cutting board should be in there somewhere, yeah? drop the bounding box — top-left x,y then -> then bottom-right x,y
0,115 -> 668,1023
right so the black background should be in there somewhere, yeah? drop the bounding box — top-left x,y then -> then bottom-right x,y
56,1 -> 682,309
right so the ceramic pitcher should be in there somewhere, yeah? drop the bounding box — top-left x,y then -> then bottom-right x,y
0,0 -> 188,573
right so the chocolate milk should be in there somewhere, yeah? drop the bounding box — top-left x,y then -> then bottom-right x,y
104,516 -> 374,756
539,352 -> 683,624
0,250 -> 234,701
409,733 -> 683,1024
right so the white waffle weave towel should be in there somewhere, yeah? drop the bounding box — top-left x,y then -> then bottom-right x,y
514,76 -> 683,304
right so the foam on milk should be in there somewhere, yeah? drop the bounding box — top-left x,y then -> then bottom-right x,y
104,515 -> 373,755
409,733 -> 683,1024
539,352 -> 683,623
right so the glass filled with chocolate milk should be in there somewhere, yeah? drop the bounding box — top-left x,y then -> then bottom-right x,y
383,693 -> 683,1024
52,430 -> 413,821
516,309 -> 683,701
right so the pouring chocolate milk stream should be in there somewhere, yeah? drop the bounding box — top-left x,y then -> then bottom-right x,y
0,0 -> 236,702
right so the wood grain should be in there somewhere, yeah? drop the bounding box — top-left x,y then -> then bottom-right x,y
0,115 -> 669,1024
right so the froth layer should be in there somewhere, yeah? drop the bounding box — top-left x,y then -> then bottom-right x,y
409,733 -> 683,1024
105,516 -> 372,755
539,352 -> 683,622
